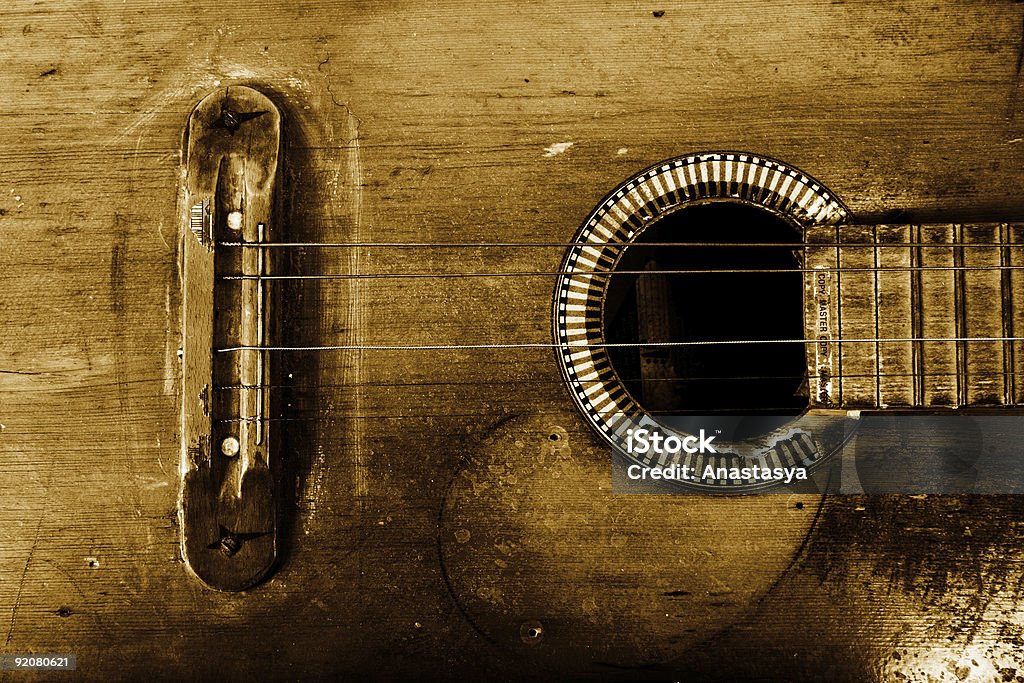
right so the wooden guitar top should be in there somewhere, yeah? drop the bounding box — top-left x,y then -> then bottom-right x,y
3,2 -> 1024,680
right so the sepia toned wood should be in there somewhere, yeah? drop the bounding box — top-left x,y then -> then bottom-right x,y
2,1 -> 1024,680
959,223 -> 1005,405
837,225 -> 878,407
917,225 -> 959,406
875,224 -> 916,407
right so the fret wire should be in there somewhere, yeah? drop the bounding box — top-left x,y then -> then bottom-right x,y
216,337 -> 1024,353
218,264 -> 1024,280
953,225 -> 967,406
1004,223 -> 1017,403
911,226 -> 924,404
872,224 -> 881,407
835,224 -> 843,406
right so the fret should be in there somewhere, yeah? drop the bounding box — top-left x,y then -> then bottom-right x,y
910,234 -> 923,405
875,225 -> 915,407
1010,223 -> 1024,404
959,224 -> 1004,404
837,225 -> 878,407
803,225 -> 839,407
1001,223 -> 1014,404
953,225 -> 967,405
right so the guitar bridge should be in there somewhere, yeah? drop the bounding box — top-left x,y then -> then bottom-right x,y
178,86 -> 281,591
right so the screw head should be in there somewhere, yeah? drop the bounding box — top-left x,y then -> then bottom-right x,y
219,536 -> 241,557
221,436 -> 240,457
220,109 -> 240,131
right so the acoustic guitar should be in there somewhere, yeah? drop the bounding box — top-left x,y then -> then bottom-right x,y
3,1 -> 1024,680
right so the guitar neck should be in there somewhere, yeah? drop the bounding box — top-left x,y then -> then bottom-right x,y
805,223 -> 1024,409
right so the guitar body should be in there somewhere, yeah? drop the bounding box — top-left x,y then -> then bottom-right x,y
3,1 -> 1024,679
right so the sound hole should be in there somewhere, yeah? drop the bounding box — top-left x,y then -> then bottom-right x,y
604,201 -> 808,429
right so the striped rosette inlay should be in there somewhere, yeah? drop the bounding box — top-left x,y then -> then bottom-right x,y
553,152 -> 850,490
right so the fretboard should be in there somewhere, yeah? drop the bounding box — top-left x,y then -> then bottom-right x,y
804,223 -> 1023,410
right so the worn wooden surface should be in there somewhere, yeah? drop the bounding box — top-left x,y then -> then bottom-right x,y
4,1 -> 1024,680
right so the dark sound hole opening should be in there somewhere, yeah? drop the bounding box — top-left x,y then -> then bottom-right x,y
604,201 -> 808,435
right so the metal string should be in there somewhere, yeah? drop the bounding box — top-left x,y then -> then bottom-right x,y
219,265 -> 1024,280
217,337 -> 1024,353
213,369 -> 1024,390
219,241 -> 1024,249
214,411 -> 816,423
212,239 -> 1024,352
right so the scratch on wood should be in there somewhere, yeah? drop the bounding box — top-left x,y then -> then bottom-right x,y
317,53 -> 364,132
1008,13 -> 1024,120
476,413 -> 520,442
102,82 -> 190,150
111,218 -> 141,511
4,523 -> 41,645
4,433 -> 63,644
110,222 -> 127,316
36,558 -> 113,634
71,9 -> 101,37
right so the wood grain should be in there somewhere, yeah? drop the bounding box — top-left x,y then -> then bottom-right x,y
2,1 -> 1024,680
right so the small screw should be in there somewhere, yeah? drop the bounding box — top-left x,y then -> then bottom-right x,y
226,211 -> 243,231
220,109 -> 240,131
221,436 -> 240,457
211,107 -> 267,134
219,536 -> 241,557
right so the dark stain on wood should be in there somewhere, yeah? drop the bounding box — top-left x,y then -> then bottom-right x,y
1008,14 -> 1024,119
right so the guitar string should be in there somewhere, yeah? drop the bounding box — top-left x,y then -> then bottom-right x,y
214,369 -> 1024,390
217,337 -> 1024,352
213,410 -> 815,424
214,240 -> 1024,358
219,241 -> 1024,249
219,265 -> 1024,280
215,405 -> 1024,423
215,399 -> 1024,423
